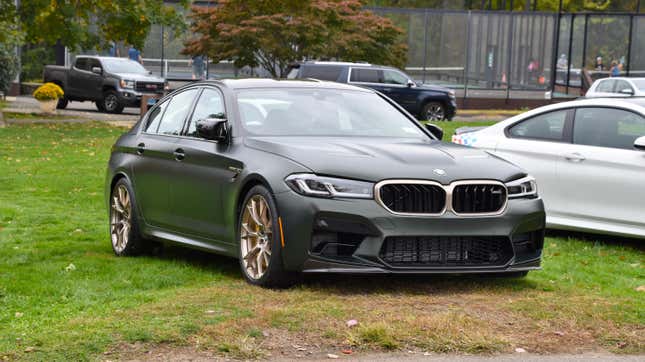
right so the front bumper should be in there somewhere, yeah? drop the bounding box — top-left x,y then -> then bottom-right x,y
274,190 -> 545,274
117,90 -> 163,107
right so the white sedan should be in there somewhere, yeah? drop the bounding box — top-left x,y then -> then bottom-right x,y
452,98 -> 645,239
586,77 -> 645,98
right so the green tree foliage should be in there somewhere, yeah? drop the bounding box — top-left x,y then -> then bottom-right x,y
183,0 -> 408,78
0,45 -> 18,96
7,0 -> 188,51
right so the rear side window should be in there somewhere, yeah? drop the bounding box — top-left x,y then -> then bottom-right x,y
573,107 -> 645,150
74,58 -> 88,71
508,109 -> 568,141
614,80 -> 632,94
350,68 -> 382,83
300,65 -> 343,81
596,79 -> 614,92
145,100 -> 169,133
156,89 -> 200,135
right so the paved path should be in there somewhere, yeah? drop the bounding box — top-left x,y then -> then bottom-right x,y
4,96 -> 140,124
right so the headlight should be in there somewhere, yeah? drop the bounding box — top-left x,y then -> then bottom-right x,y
120,79 -> 135,89
285,174 -> 374,199
506,176 -> 538,199
448,90 -> 456,99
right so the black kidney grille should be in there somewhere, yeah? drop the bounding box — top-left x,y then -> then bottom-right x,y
452,184 -> 507,214
379,183 -> 446,214
380,236 -> 513,267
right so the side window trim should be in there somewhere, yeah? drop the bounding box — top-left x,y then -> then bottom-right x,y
504,108 -> 573,143
143,97 -> 171,134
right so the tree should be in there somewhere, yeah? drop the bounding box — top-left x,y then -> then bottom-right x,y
6,0 -> 188,52
183,0 -> 408,78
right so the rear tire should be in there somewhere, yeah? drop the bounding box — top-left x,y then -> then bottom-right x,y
56,97 -> 69,109
238,185 -> 299,288
422,102 -> 447,121
96,101 -> 105,112
109,178 -> 150,256
101,90 -> 124,114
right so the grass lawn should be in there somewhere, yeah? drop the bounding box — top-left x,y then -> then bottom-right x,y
0,122 -> 643,361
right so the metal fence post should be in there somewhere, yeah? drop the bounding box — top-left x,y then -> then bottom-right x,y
422,10 -> 428,83
565,14 -> 574,94
550,0 -> 563,96
160,25 -> 165,78
464,11 -> 472,106
627,14 -> 634,76
506,13 -> 514,102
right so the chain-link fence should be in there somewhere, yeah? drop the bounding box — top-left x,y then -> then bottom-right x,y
43,6 -> 645,102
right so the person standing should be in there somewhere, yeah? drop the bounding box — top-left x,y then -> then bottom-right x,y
108,41 -> 120,57
610,60 -> 620,77
189,55 -> 205,80
595,56 -> 605,71
128,45 -> 143,65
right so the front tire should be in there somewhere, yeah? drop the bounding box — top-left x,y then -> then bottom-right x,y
110,178 -> 149,256
101,90 -> 124,114
422,102 -> 447,121
56,97 -> 69,109
238,185 -> 298,288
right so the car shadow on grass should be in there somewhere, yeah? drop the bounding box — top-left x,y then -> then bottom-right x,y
148,244 -> 539,295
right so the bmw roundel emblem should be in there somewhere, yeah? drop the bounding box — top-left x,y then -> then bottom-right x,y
433,168 -> 446,176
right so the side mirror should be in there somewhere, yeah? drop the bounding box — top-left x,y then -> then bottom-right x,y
619,88 -> 634,95
406,80 -> 415,88
91,67 -> 102,74
425,123 -> 444,140
196,116 -> 228,142
634,136 -> 645,151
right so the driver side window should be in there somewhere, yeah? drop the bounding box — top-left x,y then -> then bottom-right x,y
186,88 -> 225,138
383,70 -> 409,85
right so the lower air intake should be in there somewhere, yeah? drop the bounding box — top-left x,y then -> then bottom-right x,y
380,236 -> 513,267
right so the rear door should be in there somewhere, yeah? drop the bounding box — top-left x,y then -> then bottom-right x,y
166,87 -> 241,244
494,109 -> 572,216
130,88 -> 200,228
556,106 -> 645,231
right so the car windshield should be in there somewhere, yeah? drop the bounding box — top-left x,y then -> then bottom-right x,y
632,79 -> 645,91
101,59 -> 148,74
236,88 -> 427,138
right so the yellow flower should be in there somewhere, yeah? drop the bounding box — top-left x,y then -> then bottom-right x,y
33,83 -> 64,101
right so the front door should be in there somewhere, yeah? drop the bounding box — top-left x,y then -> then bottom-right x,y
167,87 -> 241,243
494,108 -> 572,217
556,107 -> 645,232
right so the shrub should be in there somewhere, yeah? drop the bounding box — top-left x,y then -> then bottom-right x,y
33,82 -> 64,101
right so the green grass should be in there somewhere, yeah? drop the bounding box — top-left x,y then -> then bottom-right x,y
3,112 -> 74,121
427,120 -> 497,141
0,123 -> 643,361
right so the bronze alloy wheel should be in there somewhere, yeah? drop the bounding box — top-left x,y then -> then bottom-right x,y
240,195 -> 273,280
110,184 -> 131,253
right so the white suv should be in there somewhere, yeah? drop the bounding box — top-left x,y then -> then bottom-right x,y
586,77 -> 645,98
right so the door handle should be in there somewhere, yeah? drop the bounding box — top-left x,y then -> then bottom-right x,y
136,143 -> 145,155
173,148 -> 185,161
564,152 -> 585,162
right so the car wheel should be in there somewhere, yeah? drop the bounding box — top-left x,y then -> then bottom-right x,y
423,102 -> 446,121
102,90 -> 124,114
110,178 -> 149,256
56,97 -> 69,109
238,185 -> 298,288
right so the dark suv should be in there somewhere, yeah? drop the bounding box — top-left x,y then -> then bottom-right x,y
287,62 -> 457,121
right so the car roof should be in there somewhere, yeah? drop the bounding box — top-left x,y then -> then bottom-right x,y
592,77 -> 645,83
298,61 -> 399,71
212,78 -> 374,92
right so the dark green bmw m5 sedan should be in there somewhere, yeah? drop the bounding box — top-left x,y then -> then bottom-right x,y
106,79 -> 545,288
